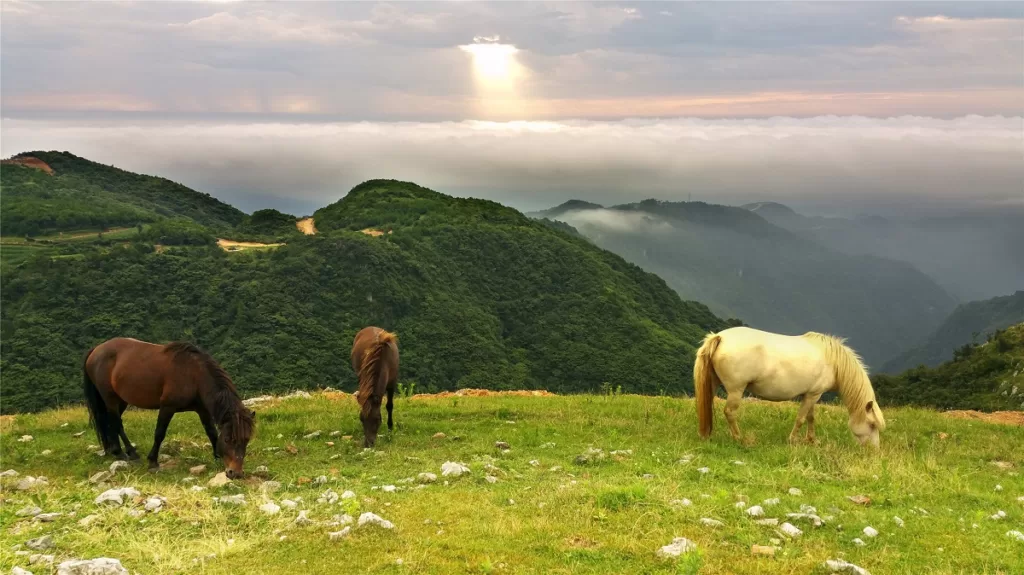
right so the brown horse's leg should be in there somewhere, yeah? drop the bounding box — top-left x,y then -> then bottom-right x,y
196,408 -> 220,459
361,395 -> 383,448
115,403 -> 139,460
385,384 -> 395,431
147,407 -> 176,470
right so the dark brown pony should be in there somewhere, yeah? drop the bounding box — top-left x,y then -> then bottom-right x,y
83,338 -> 254,478
351,327 -> 399,448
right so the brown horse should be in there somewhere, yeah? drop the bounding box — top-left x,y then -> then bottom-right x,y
83,338 -> 254,477
351,327 -> 399,448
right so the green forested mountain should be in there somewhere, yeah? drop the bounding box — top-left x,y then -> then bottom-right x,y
1,151 -> 244,236
0,166 -> 726,413
533,199 -> 956,367
882,291 -> 1024,373
875,323 -> 1024,411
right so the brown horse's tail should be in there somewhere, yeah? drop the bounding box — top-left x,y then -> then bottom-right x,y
694,333 -> 722,439
82,346 -> 114,449
356,330 -> 397,414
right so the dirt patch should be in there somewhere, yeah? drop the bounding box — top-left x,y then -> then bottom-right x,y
411,389 -> 555,400
941,410 -> 1024,426
360,228 -> 392,237
296,217 -> 317,236
217,239 -> 284,251
0,415 -> 15,432
2,156 -> 54,175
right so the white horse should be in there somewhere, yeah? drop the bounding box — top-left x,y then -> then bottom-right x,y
694,326 -> 886,446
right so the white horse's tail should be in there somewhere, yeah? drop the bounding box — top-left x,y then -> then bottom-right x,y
694,333 -> 722,439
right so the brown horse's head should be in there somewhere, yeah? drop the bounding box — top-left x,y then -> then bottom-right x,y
218,408 -> 255,479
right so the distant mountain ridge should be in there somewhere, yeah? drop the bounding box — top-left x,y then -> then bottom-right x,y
532,199 -> 956,367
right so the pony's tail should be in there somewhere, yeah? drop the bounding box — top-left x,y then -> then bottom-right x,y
82,347 -> 112,449
694,333 -> 722,439
357,330 -> 397,414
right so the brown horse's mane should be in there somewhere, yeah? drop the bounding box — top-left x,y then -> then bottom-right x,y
164,342 -> 253,444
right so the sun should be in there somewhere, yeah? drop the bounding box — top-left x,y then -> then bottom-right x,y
460,43 -> 518,84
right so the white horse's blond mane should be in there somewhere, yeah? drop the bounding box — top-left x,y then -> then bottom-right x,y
802,332 -> 885,428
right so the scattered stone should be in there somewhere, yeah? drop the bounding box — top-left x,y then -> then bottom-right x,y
824,558 -> 871,575
313,475 -> 328,485
281,499 -> 298,509
697,467 -> 710,474
127,509 -> 145,518
189,465 -> 207,476
763,498 -> 780,507
144,497 -> 165,512
852,538 -> 866,547
29,554 -> 54,566
751,545 -> 776,557
190,486 -> 205,492
485,475 -> 498,484
642,473 -> 655,479
540,442 -> 556,449
18,435 -> 34,442
35,513 -> 62,522
16,506 -> 43,517
549,466 -> 562,472
670,499 -> 692,507
610,449 -> 633,457
787,512 -> 825,527
11,567 -> 33,575
358,512 -> 394,529
94,487 -> 140,506
746,505 -> 765,517
41,450 -> 53,456
990,510 -> 1008,520
158,454 -> 171,463
294,510 -> 314,526
89,471 -> 113,484
893,516 -> 905,527
1,469 -> 19,478
109,461 -> 129,474
656,537 -> 697,558
329,431 -> 341,437
991,461 -> 1014,470
700,518 -> 724,527
341,490 -> 356,500
495,441 -> 510,450
73,431 -> 85,438
208,473 -> 231,488
755,518 -> 779,526
317,489 -> 339,504
304,431 -> 322,439
328,527 -> 352,540
26,536 -> 54,551
16,476 -> 49,491
788,487 -> 802,496
1006,530 -> 1024,542
574,448 -> 607,465
215,494 -> 246,506
56,558 -> 129,575
734,501 -> 747,509
78,514 -> 100,527
260,481 -> 282,494
780,523 -> 803,538
732,460 -> 745,466
441,462 -> 470,477
799,504 -> 818,514
332,514 -> 355,526
381,485 -> 397,493
259,502 -> 281,515
995,484 -> 1003,492
847,495 -> 871,506
529,460 -> 540,467
432,432 -> 446,439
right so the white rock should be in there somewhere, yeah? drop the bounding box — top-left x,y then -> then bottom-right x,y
670,499 -> 692,507
328,527 -> 351,540
852,537 -> 866,547
697,467 -> 710,474
56,558 -> 129,575
788,488 -> 802,496
746,505 -> 765,517
215,494 -> 246,506
780,522 -> 803,538
18,435 -> 34,442
189,465 -> 207,476
26,536 -> 53,551
734,501 -> 747,509
341,490 -> 356,500
862,526 -> 878,538
732,460 -> 745,466
755,518 -> 779,526
16,476 -> 48,491
94,487 -> 140,506
893,516 -> 905,527
35,513 -> 62,522
41,450 -> 53,456
799,504 -> 817,514
329,431 -> 341,437
995,484 -> 1003,491
0,469 -> 19,478
260,481 -> 282,493
441,462 -> 470,477
29,554 -> 54,565
358,512 -> 394,529
313,475 -> 328,485
990,510 -> 1007,520
332,514 -> 355,526
11,567 -> 33,575
294,510 -> 314,526
656,537 -> 697,558
787,513 -> 825,527
89,471 -> 113,484
304,431 -> 322,439
485,475 -> 498,484
259,502 -> 281,515
1006,530 -> 1024,542
381,485 -> 397,493
73,431 -> 85,437
763,498 -> 780,507
108,461 -> 129,474
824,558 -> 872,575
699,518 -> 724,527
529,460 -> 540,466
540,442 -> 556,449
78,514 -> 100,527
317,489 -> 339,504
144,497 -> 165,512
16,506 -> 43,517
208,473 -> 231,488
190,486 -> 205,492
281,499 -> 298,509
418,473 -> 437,484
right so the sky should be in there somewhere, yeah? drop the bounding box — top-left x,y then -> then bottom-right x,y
2,1 -> 1022,215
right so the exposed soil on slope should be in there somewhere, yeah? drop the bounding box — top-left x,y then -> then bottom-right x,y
296,217 -> 317,235
1,156 -> 54,175
941,410 -> 1024,426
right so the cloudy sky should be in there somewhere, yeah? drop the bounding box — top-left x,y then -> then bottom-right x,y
2,1 -> 1021,215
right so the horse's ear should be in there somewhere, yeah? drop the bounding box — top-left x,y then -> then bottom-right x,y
250,410 -> 256,419
865,401 -> 874,414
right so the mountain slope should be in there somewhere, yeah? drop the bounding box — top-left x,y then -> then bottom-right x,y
875,323 -> 1024,411
1,174 -> 725,413
883,291 -> 1024,373
1,151 -> 245,236
536,200 -> 956,367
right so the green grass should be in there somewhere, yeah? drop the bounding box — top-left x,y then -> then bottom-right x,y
2,394 -> 1022,574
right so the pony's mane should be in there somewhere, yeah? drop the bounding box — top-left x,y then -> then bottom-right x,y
802,332 -> 885,428
164,342 -> 253,443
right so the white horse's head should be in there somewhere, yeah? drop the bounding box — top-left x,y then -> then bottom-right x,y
848,400 -> 885,447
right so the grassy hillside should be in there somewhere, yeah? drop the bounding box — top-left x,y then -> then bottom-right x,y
2,393 -> 1022,574
535,200 -> 956,368
875,323 -> 1024,412
1,152 -> 244,237
883,291 -> 1024,373
1,176 -> 724,413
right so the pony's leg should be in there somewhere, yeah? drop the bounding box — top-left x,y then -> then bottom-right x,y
385,385 -> 395,431
789,393 -> 822,444
116,402 -> 140,460
805,402 -> 820,444
724,390 -> 743,441
147,407 -> 176,470
196,408 -> 220,459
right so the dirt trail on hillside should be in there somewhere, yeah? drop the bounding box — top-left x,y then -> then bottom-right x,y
296,218 -> 317,235
361,228 -> 391,237
2,156 -> 54,175
411,389 -> 555,400
941,410 -> 1024,426
217,239 -> 284,251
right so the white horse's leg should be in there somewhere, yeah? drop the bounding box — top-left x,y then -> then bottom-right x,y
789,393 -> 822,444
724,390 -> 743,441
805,400 -> 820,444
